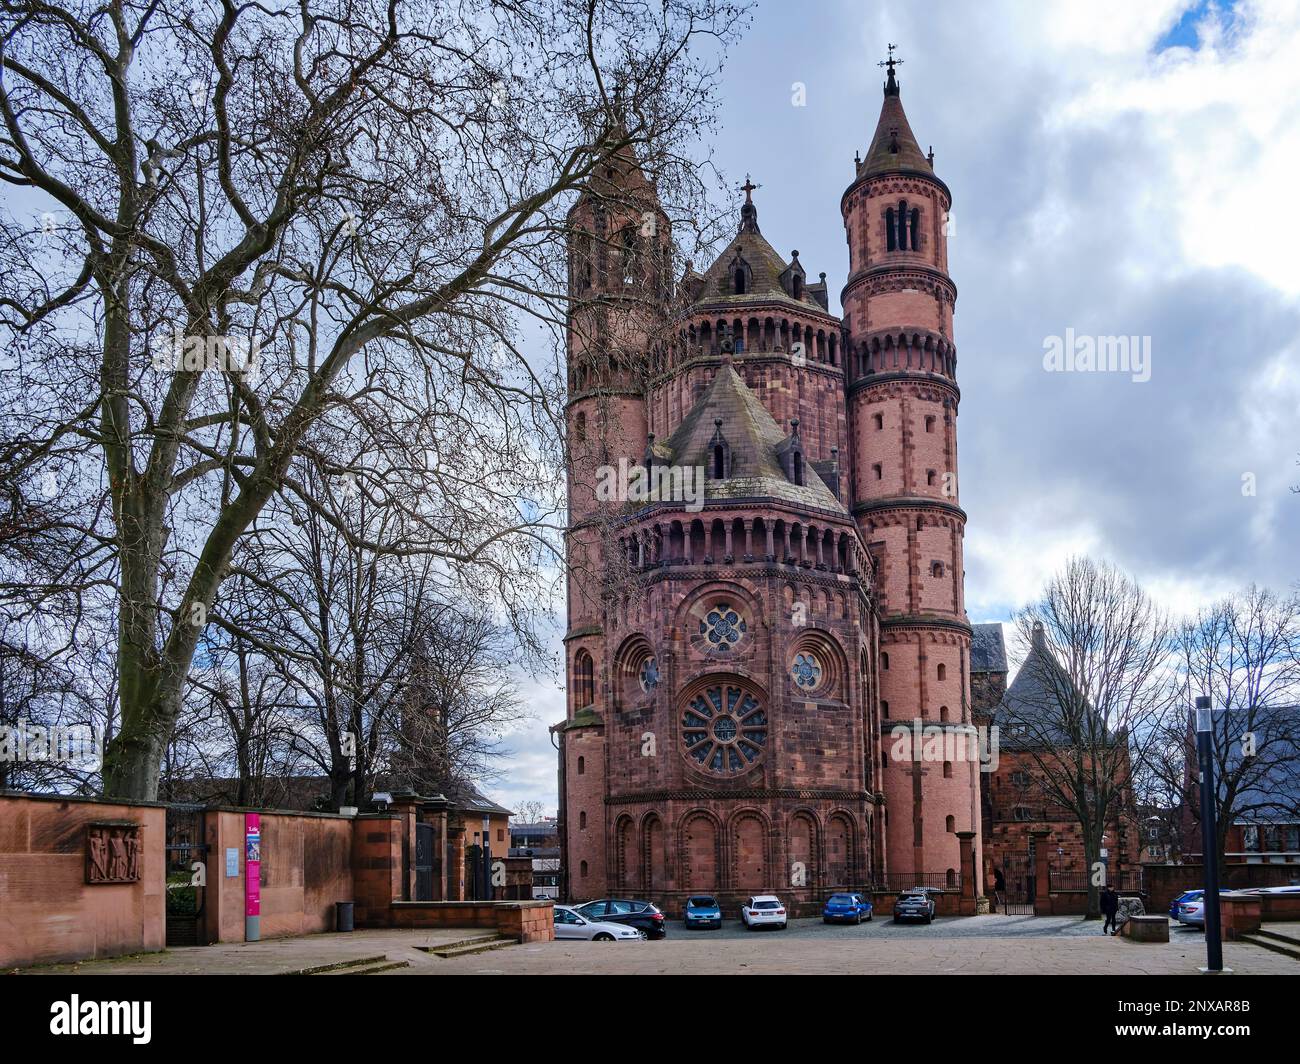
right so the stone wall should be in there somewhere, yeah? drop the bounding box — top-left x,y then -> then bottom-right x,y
1141,861 -> 1300,916
0,791 -> 165,968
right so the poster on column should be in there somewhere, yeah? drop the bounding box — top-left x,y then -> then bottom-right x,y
245,813 -> 261,940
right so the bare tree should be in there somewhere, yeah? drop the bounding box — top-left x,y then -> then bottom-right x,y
1007,557 -> 1179,916
0,0 -> 744,798
513,798 -> 549,825
1161,586 -> 1300,864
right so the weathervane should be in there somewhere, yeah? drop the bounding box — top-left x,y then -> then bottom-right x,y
878,43 -> 903,95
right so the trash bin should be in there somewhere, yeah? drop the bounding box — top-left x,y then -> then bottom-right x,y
336,901 -> 354,932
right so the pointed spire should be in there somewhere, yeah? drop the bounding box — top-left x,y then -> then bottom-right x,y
858,45 -> 932,179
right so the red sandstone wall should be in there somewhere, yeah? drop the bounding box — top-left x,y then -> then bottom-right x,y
0,792 -> 165,968
202,809 -> 354,944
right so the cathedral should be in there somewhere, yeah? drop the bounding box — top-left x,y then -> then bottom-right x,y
554,56 -> 983,913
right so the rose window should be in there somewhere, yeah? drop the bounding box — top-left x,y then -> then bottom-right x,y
700,603 -> 747,652
791,652 -> 821,691
639,657 -> 660,693
681,682 -> 767,776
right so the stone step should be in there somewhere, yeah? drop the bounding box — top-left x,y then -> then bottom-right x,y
291,954 -> 389,976
414,933 -> 505,954
1255,926 -> 1300,949
318,959 -> 411,975
429,938 -> 516,960
1240,933 -> 1300,961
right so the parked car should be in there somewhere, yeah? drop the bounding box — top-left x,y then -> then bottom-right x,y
1169,889 -> 1203,920
893,890 -> 936,924
684,895 -> 723,929
552,904 -> 645,941
741,895 -> 788,930
1177,889 -> 1243,926
574,898 -> 667,939
822,892 -> 873,924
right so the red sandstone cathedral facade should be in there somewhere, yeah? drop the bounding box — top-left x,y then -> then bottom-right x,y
554,59 -> 982,911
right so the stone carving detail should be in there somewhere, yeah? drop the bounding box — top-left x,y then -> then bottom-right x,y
86,822 -> 141,884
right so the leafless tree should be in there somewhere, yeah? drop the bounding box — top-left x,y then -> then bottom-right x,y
1007,557 -> 1179,916
1158,586 -> 1300,864
513,798 -> 549,825
0,0 -> 745,798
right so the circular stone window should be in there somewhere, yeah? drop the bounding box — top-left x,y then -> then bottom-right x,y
791,652 -> 822,691
639,656 -> 660,694
681,682 -> 767,776
699,603 -> 747,653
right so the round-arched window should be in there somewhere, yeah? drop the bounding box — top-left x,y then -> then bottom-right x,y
699,603 -> 747,652
681,682 -> 767,776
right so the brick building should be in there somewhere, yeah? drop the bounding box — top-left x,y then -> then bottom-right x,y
975,622 -> 1138,902
553,56 -> 983,913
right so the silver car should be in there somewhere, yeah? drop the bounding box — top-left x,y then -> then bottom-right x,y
553,904 -> 646,941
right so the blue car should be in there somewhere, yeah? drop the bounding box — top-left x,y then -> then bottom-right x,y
1169,889 -> 1203,920
822,892 -> 873,924
684,894 -> 723,929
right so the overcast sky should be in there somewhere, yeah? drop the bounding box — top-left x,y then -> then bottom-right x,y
488,0 -> 1300,816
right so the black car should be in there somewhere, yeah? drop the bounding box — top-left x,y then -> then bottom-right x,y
574,898 -> 667,939
892,890 -> 936,924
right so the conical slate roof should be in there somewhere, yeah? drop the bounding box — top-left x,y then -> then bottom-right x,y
857,69 -> 933,180
994,624 -> 1114,749
652,362 -> 845,511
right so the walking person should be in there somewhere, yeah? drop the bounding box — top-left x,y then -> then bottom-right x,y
993,867 -> 1006,914
1100,884 -> 1120,935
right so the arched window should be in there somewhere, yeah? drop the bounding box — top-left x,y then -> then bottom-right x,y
713,445 -> 726,479
579,811 -> 587,829
925,415 -> 936,433
574,650 -> 595,708
943,761 -> 953,779
946,815 -> 955,833
580,860 -> 589,878
577,756 -> 585,775
873,463 -> 883,480
734,268 -> 747,295
873,412 -> 884,430
897,200 -> 909,250
575,411 -> 587,442
885,207 -> 897,252
792,274 -> 803,299
940,705 -> 950,722
927,469 -> 937,487
882,652 -> 890,670
881,699 -> 889,718
909,208 -> 921,251
931,561 -> 945,578
937,663 -> 947,681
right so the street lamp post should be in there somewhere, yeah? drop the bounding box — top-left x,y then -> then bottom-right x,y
1195,695 -> 1227,973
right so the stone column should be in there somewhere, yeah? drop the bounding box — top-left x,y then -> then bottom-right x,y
1030,828 -> 1051,916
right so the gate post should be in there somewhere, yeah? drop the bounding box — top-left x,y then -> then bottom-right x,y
956,831 -> 978,915
1030,829 -> 1051,916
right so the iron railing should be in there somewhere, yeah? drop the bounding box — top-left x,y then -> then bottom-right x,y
866,872 -> 963,893
1048,869 -> 1144,893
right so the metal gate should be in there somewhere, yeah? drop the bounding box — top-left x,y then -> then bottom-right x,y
415,822 -> 434,901
164,804 -> 208,946
996,853 -> 1035,916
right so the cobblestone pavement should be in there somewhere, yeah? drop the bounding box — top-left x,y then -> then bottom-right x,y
18,916 -> 1296,976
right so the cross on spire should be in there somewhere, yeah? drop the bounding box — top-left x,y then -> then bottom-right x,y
738,173 -> 761,234
878,43 -> 903,96
740,173 -> 760,202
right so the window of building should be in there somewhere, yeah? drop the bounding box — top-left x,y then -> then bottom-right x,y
926,469 -> 937,487
882,652 -> 889,670
932,561 -> 945,578
577,756 -> 585,776
580,860 -> 589,878
873,412 -> 884,430
937,663 -> 946,680
574,650 -> 594,708
579,811 -> 587,829
946,815 -> 955,833
881,699 -> 889,718
873,463 -> 883,480
925,415 -> 936,433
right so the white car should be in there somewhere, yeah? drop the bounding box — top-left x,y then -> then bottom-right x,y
741,895 -> 788,930
553,904 -> 645,941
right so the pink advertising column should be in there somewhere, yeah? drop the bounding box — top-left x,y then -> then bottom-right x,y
245,813 -> 261,941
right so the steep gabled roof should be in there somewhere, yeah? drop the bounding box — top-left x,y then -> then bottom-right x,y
994,624 -> 1113,749
971,623 -> 1008,675
653,362 -> 845,512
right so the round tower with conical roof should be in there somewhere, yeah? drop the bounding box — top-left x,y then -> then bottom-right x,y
841,54 -> 980,882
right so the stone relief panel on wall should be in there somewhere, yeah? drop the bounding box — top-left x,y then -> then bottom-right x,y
85,821 -> 141,884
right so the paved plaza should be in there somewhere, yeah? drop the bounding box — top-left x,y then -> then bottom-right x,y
18,915 -> 1299,976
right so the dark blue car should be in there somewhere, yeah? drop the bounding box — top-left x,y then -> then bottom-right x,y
684,894 -> 723,929
822,892 -> 873,924
1169,889 -> 1203,920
